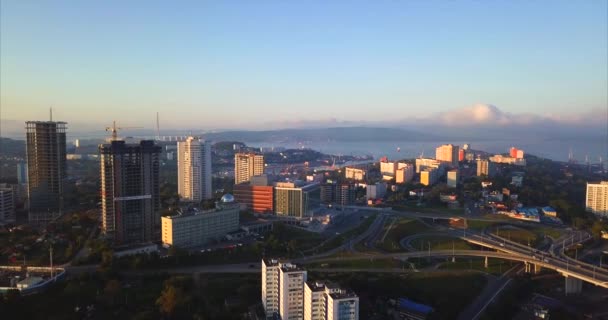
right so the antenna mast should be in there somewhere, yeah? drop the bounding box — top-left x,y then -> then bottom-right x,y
156,112 -> 160,140
50,107 -> 53,121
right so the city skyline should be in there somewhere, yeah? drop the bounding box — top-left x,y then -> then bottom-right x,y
1,1 -> 606,131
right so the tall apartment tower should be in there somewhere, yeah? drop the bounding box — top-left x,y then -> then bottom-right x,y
304,281 -> 359,320
279,263 -> 307,320
435,144 -> 459,167
262,258 -> 281,318
0,186 -> 16,224
100,140 -> 162,245
25,121 -> 67,225
586,181 -> 608,216
177,137 -> 212,202
235,153 -> 264,184
476,159 -> 495,177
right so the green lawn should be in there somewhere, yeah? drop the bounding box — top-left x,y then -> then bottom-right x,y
314,214 -> 378,253
307,258 -> 400,269
466,219 -> 499,230
491,227 -> 538,247
376,219 -> 431,252
438,257 -> 514,275
410,235 -> 474,251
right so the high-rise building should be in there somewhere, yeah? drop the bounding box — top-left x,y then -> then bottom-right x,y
17,162 -> 27,185
177,137 -> 212,202
100,140 -> 161,245
161,195 -> 239,248
396,163 -> 414,184
274,182 -> 320,218
415,158 -> 446,175
509,147 -> 518,158
586,181 -> 608,216
380,160 -> 397,181
0,186 -> 16,224
320,183 -> 355,206
366,182 -> 387,200
279,263 -> 307,320
447,170 -> 458,188
262,258 -> 281,318
477,159 -> 495,177
235,153 -> 264,184
25,121 -> 67,225
458,149 -> 465,162
304,281 -> 359,320
435,144 -> 459,167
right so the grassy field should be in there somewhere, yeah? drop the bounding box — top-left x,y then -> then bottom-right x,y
311,271 -> 487,320
466,219 -> 499,230
376,219 -> 431,252
438,257 -> 515,275
306,258 -> 400,269
491,227 -> 538,247
410,235 -> 474,251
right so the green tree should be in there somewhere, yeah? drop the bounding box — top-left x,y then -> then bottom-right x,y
156,285 -> 189,317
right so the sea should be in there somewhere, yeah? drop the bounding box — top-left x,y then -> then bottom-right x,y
246,139 -> 608,164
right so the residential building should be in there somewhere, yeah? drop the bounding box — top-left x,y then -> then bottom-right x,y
396,163 -> 414,184
320,183 -> 356,206
274,182 -> 320,218
262,258 -> 281,318
366,182 -> 387,200
25,121 -> 67,225
235,153 -> 264,184
509,147 -> 519,158
420,168 -> 439,186
0,186 -> 15,224
458,149 -> 465,162
344,167 -> 365,181
435,144 -> 459,167
326,287 -> 359,320
100,140 -> 161,245
586,181 -> 608,216
161,196 -> 239,247
447,170 -> 458,188
489,154 -> 526,166
516,150 -> 524,159
177,136 -> 212,202
477,159 -> 495,177
234,176 -> 274,214
380,160 -> 397,181
415,158 -> 446,175
304,281 -> 359,320
279,263 -> 307,320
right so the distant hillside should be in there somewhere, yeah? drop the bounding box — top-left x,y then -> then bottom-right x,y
202,127 -> 443,143
0,138 -> 25,158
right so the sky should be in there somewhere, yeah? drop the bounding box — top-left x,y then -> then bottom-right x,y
1,1 -> 607,132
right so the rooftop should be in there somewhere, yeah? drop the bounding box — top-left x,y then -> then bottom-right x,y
306,280 -> 326,292
398,298 -> 433,315
163,203 -> 240,220
263,258 -> 280,267
280,262 -> 305,273
329,289 -> 358,300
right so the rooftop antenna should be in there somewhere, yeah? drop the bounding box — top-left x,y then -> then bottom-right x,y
156,112 -> 160,140
50,107 -> 53,121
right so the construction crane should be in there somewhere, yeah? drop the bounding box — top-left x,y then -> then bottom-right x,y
105,121 -> 143,141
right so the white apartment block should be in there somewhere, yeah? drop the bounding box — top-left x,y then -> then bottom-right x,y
447,170 -> 458,188
262,258 -> 281,318
304,281 -> 359,320
280,263 -> 308,320
178,137 -> 212,202
235,153 -> 265,184
415,158 -> 445,175
586,181 -> 608,216
435,144 -> 459,167
161,203 -> 239,248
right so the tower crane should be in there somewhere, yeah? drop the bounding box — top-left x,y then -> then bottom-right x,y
105,121 -> 143,141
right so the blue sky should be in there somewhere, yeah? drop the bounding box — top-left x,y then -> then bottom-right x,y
1,1 -> 606,130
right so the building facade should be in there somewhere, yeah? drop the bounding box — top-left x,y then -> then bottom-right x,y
380,161 -> 397,181
234,183 -> 274,214
476,159 -> 495,177
25,121 -> 67,225
586,181 -> 608,216
17,162 -> 27,185
161,200 -> 240,248
0,186 -> 15,224
235,153 -> 264,184
366,183 -> 387,200
304,281 -> 359,320
435,144 -> 459,167
262,258 -> 281,318
396,163 -> 414,184
100,140 -> 161,245
274,182 -> 319,218
344,167 -> 365,181
447,170 -> 458,188
320,183 -> 355,206
279,263 -> 308,320
177,137 -> 212,202
415,158 -> 445,175
420,168 -> 439,186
